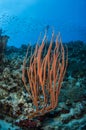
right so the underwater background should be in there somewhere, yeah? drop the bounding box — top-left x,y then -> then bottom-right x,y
0,0 -> 86,130
0,0 -> 86,47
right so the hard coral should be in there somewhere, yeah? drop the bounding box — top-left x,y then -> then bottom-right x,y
15,119 -> 40,128
0,29 -> 9,63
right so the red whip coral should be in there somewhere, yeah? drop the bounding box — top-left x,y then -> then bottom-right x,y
22,32 -> 68,119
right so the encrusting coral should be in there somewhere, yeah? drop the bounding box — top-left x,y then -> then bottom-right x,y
22,32 -> 68,119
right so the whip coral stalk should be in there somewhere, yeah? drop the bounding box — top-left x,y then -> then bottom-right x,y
22,32 -> 68,119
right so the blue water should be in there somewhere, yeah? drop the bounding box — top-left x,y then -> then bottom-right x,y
0,0 -> 86,47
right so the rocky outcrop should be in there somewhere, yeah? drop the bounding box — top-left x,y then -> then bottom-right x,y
0,29 -> 9,63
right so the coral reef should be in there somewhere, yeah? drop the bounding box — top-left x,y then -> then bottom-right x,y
0,29 -> 9,66
0,41 -> 86,129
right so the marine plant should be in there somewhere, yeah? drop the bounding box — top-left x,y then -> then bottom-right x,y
22,32 -> 68,119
